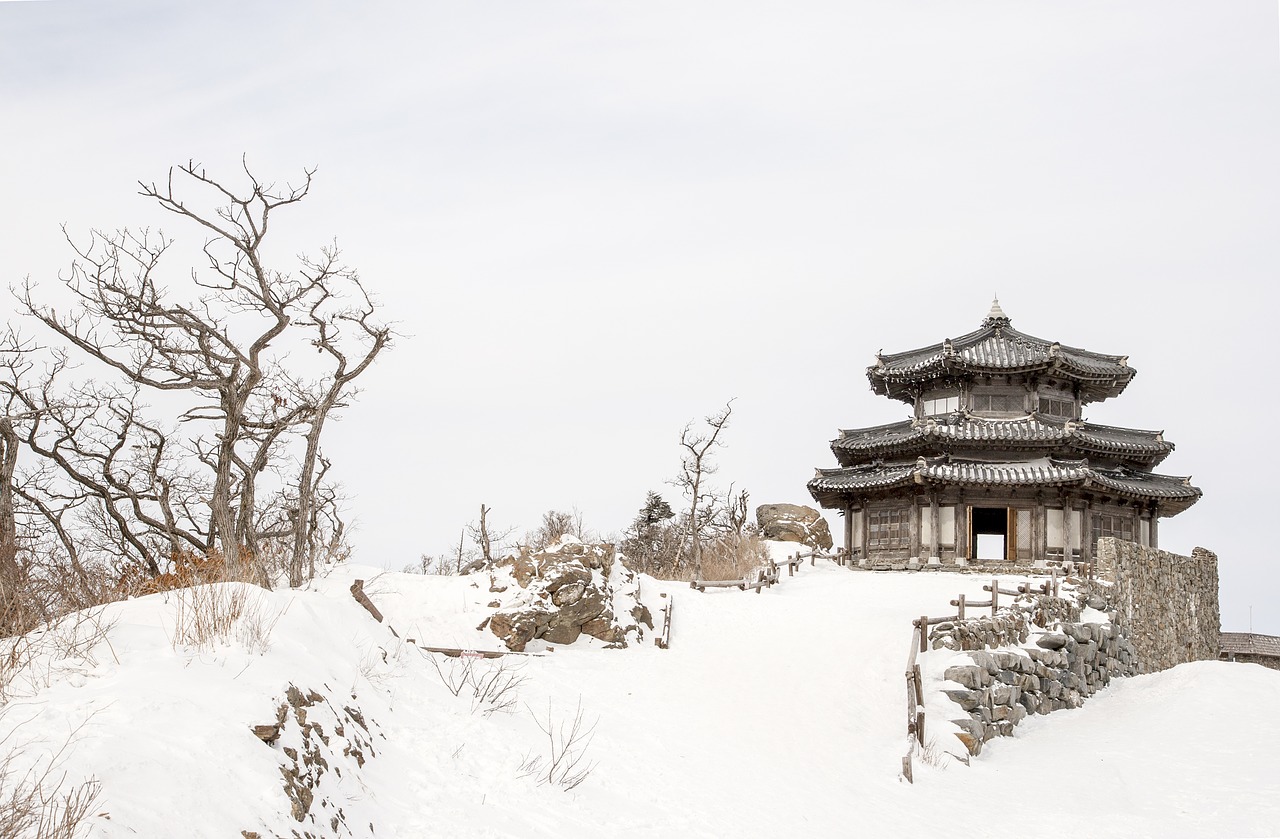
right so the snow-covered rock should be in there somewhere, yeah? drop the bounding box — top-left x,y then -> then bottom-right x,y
755,503 -> 833,550
486,536 -> 652,651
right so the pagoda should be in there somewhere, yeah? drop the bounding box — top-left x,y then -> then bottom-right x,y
807,300 -> 1201,568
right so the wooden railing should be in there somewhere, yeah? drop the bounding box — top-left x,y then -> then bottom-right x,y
688,546 -> 839,594
655,594 -> 673,649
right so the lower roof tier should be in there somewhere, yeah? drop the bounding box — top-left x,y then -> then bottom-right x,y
833,415 -> 1172,467
808,455 -> 1201,515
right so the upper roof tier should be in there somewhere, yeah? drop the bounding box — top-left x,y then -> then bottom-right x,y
868,300 -> 1136,405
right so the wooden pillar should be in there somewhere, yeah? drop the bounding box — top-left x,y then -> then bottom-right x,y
844,501 -> 854,558
955,492 -> 968,561
860,504 -> 870,561
910,498 -> 922,558
929,493 -> 940,559
1150,511 -> 1159,549
1032,499 -> 1045,564
1081,497 -> 1093,564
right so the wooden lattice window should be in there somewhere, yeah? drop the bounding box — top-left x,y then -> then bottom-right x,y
971,393 -> 1025,414
868,508 -> 908,550
1038,396 -> 1075,418
921,393 -> 960,416
1092,512 -> 1135,546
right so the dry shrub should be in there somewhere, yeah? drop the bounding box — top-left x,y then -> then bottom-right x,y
696,532 -> 771,582
424,653 -> 526,717
518,699 -> 597,791
0,713 -> 102,839
0,608 -> 119,705
117,547 -> 262,597
167,583 -> 282,654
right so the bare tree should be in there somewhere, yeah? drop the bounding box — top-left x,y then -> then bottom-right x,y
675,399 -> 734,580
19,159 -> 390,585
528,510 -> 574,551
285,257 -> 391,586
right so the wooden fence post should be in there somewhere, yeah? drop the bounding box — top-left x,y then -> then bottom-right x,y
919,617 -> 928,653
957,593 -> 966,621
991,579 -> 999,615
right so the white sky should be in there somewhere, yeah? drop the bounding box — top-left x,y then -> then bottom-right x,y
2,1 -> 1278,633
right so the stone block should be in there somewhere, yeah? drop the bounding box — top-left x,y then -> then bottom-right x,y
1036,632 -> 1069,651
944,665 -> 986,690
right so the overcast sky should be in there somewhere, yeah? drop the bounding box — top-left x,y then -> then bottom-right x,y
3,1 -> 1278,633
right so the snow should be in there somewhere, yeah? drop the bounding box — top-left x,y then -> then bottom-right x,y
4,554 -> 1278,838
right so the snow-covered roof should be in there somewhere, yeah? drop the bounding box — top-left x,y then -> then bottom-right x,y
833,415 -> 1173,467
867,304 -> 1134,405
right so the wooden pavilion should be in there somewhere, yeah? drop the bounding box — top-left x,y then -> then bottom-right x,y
807,300 -> 1201,568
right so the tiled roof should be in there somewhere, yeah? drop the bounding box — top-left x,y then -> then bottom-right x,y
808,456 -> 1200,512
867,310 -> 1134,402
1220,633 -> 1280,659
833,416 -> 1171,464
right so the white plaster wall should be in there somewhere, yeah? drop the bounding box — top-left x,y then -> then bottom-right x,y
1046,508 -> 1064,547
939,506 -> 955,548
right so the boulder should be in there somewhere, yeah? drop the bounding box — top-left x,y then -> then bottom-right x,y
755,504 -> 833,550
1036,632 -> 1068,650
489,607 -> 552,652
485,536 -> 649,651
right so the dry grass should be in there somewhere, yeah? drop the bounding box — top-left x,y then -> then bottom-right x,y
117,547 -> 262,597
695,533 -> 771,582
167,583 -> 282,654
0,608 -> 119,705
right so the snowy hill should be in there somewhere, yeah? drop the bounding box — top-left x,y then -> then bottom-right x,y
5,556 -> 1279,839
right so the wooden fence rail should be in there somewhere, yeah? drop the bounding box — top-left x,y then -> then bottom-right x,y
689,546 -> 844,594
655,594 -> 673,649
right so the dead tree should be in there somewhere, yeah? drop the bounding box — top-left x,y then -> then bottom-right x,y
676,399 -> 734,579
21,159 -> 388,584
284,257 -> 391,586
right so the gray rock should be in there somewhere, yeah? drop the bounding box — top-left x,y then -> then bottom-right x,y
944,665 -> 986,690
1036,633 -> 1068,650
755,503 -> 834,550
552,582 -> 586,607
951,718 -> 984,755
969,651 -> 1000,675
945,689 -> 982,711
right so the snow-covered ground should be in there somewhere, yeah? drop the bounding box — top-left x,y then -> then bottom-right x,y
6,554 -> 1279,838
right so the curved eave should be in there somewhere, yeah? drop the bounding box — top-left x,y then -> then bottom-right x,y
808,460 -> 1201,516
832,417 -> 1174,467
867,324 -> 1135,404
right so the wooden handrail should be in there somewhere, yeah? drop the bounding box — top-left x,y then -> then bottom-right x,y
655,595 -> 673,649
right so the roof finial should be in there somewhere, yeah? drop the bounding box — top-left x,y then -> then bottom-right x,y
983,295 -> 1011,327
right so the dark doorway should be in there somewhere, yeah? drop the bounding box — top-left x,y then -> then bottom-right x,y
971,506 -> 1009,561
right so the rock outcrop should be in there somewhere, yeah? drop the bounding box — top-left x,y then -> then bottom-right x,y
487,537 -> 652,652
755,503 -> 833,550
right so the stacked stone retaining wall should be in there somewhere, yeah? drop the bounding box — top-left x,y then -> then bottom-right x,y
931,586 -> 1138,756
928,540 -> 1220,759
1096,538 -> 1220,673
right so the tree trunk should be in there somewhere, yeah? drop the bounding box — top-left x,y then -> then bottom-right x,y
0,418 -> 21,598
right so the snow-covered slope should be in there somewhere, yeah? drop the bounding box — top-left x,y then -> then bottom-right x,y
7,558 -> 1278,839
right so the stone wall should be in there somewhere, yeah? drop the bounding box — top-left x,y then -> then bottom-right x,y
1096,538 -> 1220,674
931,585 -> 1138,756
